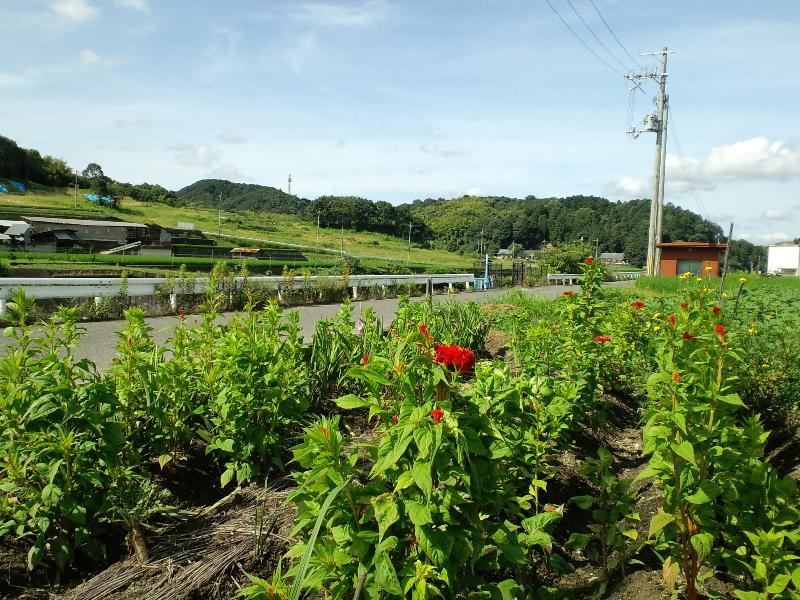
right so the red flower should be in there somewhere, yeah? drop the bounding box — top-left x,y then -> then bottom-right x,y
178,310 -> 186,320
673,373 -> 681,383
434,344 -> 476,373
586,257 -> 594,264
668,314 -> 676,327
321,426 -> 328,437
419,323 -> 430,338
562,290 -> 571,297
362,354 -> 369,365
712,306 -> 721,314
430,408 -> 444,424
715,324 -> 726,336
391,415 -> 398,424
680,302 -> 688,309
594,335 -> 612,343
358,505 -> 366,517
631,300 -> 645,310
682,331 -> 695,341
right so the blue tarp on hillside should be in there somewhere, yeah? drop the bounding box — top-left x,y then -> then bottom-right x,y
5,179 -> 25,192
0,185 -> 9,194
84,193 -> 115,206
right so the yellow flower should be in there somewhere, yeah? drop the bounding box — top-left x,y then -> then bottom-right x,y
762,363 -> 770,369
705,265 -> 713,272
654,325 -> 661,332
748,326 -> 757,335
679,272 -> 692,280
722,292 -> 729,299
696,277 -> 703,282
765,314 -> 773,321
654,312 -> 662,318
738,277 -> 747,284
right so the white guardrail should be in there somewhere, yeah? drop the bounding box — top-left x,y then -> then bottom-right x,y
0,274 -> 475,315
546,271 -> 644,285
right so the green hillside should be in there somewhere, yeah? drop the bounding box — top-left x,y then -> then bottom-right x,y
175,179 -> 308,216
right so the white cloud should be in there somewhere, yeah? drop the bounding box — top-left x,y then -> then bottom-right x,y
763,209 -> 788,221
463,186 -> 482,196
217,132 -> 248,144
207,164 -> 250,182
290,0 -> 388,27
114,0 -> 150,13
604,176 -> 649,198
79,49 -> 123,67
738,231 -> 792,244
50,0 -> 98,22
171,144 -> 222,168
667,137 -> 800,191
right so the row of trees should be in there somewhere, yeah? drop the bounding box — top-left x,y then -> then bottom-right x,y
0,135 -> 74,187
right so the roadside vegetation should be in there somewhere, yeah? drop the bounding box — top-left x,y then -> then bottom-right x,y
2,261 -> 799,599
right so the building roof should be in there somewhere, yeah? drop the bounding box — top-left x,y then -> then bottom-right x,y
231,248 -> 260,254
496,249 -> 513,255
3,223 -> 30,236
656,242 -> 727,249
22,216 -> 147,228
599,252 -> 625,259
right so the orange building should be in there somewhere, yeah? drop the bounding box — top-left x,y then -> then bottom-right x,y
656,242 -> 727,277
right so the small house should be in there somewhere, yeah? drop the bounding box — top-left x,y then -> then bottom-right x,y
656,242 -> 727,277
22,216 -> 148,252
599,252 -> 626,265
767,244 -> 800,276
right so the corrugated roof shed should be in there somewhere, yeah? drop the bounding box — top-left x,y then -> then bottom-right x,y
22,216 -> 147,228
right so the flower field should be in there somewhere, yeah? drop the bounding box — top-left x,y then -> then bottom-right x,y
2,261 -> 800,599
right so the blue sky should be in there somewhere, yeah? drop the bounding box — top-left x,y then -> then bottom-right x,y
2,0 -> 799,244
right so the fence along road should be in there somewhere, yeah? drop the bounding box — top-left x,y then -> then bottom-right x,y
0,281 -> 634,372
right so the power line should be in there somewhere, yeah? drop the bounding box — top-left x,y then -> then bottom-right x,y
562,0 -> 631,72
587,0 -> 644,70
540,0 -> 627,77
668,106 -> 712,223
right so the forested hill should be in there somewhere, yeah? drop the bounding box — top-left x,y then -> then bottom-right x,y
409,195 -> 723,266
175,179 -> 308,216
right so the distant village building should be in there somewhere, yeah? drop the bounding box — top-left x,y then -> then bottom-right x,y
21,216 -> 148,252
0,220 -> 30,247
656,241 -> 727,277
495,248 -> 513,259
767,243 -> 800,276
599,252 -> 626,265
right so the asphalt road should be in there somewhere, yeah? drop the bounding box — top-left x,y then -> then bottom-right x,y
2,282 -> 634,372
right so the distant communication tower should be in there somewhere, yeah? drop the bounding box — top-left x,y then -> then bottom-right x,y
288,174 -> 292,195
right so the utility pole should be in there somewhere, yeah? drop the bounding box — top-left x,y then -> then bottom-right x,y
654,96 -> 669,270
288,174 -> 292,195
217,193 -> 222,237
407,222 -> 413,263
594,238 -> 599,260
626,46 -> 672,276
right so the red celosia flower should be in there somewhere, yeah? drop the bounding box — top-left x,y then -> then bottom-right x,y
594,335 -> 612,343
586,257 -> 594,264
631,300 -> 645,309
562,290 -> 571,297
673,373 -> 680,383
430,408 -> 444,424
178,310 -> 186,320
362,354 -> 369,365
668,314 -> 676,327
434,344 -> 476,373
391,415 -> 398,424
683,331 -> 695,341
712,306 -> 721,314
321,426 -> 328,436
680,302 -> 688,309
419,323 -> 430,338
715,324 -> 726,336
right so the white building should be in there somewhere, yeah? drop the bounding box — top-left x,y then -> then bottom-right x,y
767,244 -> 800,276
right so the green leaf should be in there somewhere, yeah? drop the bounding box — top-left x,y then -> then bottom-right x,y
718,393 -> 745,407
690,533 -> 714,562
649,511 -> 675,537
375,551 -> 403,594
394,471 -> 414,492
685,481 -> 720,505
414,428 -> 433,459
571,495 -> 594,509
27,545 -> 43,571
416,525 -> 454,567
671,441 -> 697,466
412,461 -> 433,500
41,483 -> 62,508
566,533 -> 590,549
334,394 -> 368,409
373,493 -> 400,541
766,574 -> 791,594
406,500 -> 433,526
